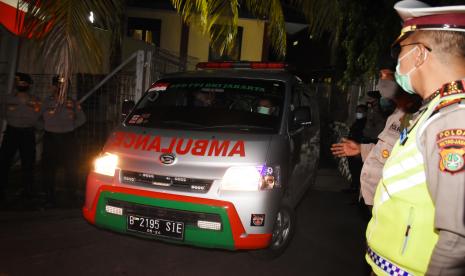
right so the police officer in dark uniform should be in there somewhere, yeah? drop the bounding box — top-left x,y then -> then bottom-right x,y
41,76 -> 86,206
0,73 -> 41,201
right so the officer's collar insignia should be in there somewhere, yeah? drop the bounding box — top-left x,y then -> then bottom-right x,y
423,80 -> 465,106
440,80 -> 465,98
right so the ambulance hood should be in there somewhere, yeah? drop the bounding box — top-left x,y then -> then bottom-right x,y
103,126 -> 273,180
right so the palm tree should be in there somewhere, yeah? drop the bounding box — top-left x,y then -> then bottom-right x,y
18,0 -> 122,102
18,0 -> 348,96
170,0 -> 342,58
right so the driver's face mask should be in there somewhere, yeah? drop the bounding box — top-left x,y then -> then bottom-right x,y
355,112 -> 366,119
257,106 -> 272,115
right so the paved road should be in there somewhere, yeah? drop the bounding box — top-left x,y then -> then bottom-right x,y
0,168 -> 368,276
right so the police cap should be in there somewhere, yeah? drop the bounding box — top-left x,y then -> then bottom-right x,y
392,0 -> 465,48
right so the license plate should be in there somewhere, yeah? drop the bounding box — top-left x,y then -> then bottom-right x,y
127,214 -> 184,240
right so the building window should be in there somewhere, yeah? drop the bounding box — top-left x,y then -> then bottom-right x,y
209,26 -> 243,61
127,17 -> 161,46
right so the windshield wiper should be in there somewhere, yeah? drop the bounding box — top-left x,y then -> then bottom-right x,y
196,124 -> 274,131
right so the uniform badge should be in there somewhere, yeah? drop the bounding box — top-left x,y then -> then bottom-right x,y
436,129 -> 465,174
382,149 -> 390,159
439,148 -> 465,173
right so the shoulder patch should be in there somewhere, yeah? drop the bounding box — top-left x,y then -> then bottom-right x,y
439,148 -> 465,173
436,129 -> 465,174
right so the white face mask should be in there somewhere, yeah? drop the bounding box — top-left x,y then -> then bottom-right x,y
257,106 -> 271,115
355,112 -> 365,119
376,79 -> 399,99
395,46 -> 427,95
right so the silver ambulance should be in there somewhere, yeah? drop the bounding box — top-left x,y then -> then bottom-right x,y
83,62 -> 320,257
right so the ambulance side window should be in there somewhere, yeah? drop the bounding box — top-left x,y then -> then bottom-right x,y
288,83 -> 304,126
291,83 -> 303,109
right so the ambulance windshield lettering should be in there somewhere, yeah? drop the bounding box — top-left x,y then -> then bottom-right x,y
126,78 -> 285,134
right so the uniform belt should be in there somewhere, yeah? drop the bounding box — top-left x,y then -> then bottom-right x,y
367,247 -> 413,276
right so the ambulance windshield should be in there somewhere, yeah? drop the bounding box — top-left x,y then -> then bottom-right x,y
126,78 -> 285,134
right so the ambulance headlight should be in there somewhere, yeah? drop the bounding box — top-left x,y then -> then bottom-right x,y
221,165 -> 280,191
94,153 -> 119,177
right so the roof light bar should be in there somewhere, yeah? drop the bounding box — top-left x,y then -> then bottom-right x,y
196,62 -> 287,70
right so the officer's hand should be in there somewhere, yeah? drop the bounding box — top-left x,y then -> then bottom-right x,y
330,138 -> 361,157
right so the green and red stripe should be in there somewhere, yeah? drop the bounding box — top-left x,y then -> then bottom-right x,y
83,185 -> 271,250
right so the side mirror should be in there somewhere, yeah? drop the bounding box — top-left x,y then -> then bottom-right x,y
293,107 -> 312,127
122,99 -> 135,120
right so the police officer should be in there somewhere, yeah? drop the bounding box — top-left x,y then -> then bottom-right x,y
366,1 -> 465,275
0,73 -> 41,200
363,90 -> 387,143
331,68 -> 421,208
41,76 -> 86,206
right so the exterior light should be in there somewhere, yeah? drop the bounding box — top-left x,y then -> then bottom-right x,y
105,205 -> 123,216
94,153 -> 118,177
197,220 -> 221,231
89,11 -> 95,23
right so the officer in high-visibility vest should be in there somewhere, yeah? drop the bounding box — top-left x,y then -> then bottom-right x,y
366,1 -> 465,275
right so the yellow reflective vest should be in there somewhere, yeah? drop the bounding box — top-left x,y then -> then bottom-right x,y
365,93 -> 455,275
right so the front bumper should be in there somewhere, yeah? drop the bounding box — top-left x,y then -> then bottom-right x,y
83,174 -> 272,250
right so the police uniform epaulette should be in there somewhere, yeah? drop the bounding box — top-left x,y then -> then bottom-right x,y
434,80 -> 465,112
434,98 -> 463,112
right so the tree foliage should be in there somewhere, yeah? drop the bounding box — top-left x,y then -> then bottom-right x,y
338,0 -> 400,85
18,0 -> 122,102
168,0 -> 398,84
170,0 -> 342,58
19,0 -> 465,90
337,0 -> 465,85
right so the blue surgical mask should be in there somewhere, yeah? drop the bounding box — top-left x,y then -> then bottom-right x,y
394,46 -> 424,95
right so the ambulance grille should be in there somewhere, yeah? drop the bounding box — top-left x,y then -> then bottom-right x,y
106,199 -> 222,228
121,171 -> 213,193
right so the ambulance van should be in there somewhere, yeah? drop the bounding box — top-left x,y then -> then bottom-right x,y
83,62 -> 320,257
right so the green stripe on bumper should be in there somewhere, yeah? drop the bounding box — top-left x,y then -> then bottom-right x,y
95,191 -> 235,250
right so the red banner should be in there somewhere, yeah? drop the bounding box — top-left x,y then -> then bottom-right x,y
0,0 -> 24,35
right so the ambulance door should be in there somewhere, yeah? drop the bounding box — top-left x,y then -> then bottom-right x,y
286,81 -> 318,207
